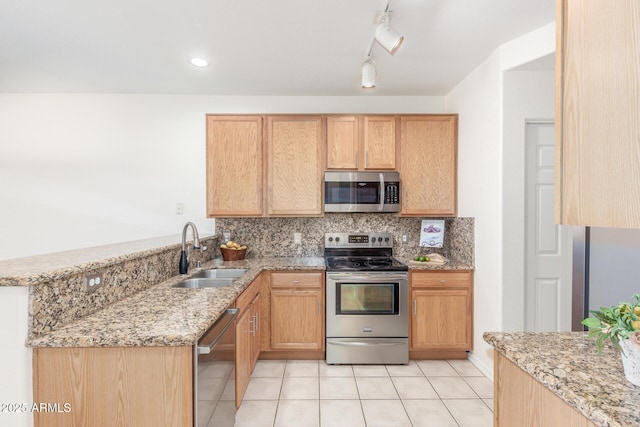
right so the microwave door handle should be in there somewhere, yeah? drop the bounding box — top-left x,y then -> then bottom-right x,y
379,173 -> 384,211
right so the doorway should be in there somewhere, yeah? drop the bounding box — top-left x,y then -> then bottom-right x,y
524,121 -> 573,331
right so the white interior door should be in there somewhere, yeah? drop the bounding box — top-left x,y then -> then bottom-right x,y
525,121 -> 573,331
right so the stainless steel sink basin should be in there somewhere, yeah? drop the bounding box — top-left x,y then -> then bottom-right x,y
173,278 -> 235,289
192,268 -> 248,279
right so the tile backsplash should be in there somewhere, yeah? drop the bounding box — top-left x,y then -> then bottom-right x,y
216,214 -> 474,265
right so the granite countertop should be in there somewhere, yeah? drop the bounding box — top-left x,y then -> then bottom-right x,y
27,257 -> 325,348
396,256 -> 474,271
484,331 -> 640,427
0,235 -> 216,287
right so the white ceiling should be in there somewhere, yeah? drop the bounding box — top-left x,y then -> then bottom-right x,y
0,0 -> 556,96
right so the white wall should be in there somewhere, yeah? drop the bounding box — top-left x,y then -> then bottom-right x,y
0,287 -> 32,427
445,22 -> 555,376
0,95 -> 443,260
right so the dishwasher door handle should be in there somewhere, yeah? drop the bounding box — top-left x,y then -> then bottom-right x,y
197,308 -> 238,355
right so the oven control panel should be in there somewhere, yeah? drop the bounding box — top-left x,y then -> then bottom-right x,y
324,232 -> 393,248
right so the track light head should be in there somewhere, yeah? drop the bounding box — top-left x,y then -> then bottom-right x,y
361,59 -> 376,89
375,22 -> 404,55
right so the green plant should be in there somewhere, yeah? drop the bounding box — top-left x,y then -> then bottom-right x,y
582,294 -> 640,354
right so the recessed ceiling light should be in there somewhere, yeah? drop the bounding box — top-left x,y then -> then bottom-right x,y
190,58 -> 209,68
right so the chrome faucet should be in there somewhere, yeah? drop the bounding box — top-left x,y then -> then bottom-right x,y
179,222 -> 201,274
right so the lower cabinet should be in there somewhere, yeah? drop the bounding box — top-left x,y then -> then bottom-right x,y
235,274 -> 262,407
410,270 -> 473,359
262,271 -> 325,357
32,346 -> 193,427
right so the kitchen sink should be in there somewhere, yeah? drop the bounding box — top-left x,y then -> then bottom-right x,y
173,278 -> 236,289
192,268 -> 248,279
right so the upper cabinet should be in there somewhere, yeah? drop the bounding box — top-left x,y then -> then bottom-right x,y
556,0 -> 640,228
326,115 -> 396,170
266,116 -> 324,216
206,115 -> 263,217
399,115 -> 458,217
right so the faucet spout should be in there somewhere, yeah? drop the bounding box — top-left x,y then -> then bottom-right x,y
179,222 -> 201,274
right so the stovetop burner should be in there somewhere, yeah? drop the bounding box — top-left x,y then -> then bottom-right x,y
325,256 -> 408,271
324,232 -> 408,272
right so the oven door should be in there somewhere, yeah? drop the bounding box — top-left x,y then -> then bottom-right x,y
326,272 -> 408,338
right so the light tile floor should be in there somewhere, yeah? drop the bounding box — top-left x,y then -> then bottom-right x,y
234,359 -> 494,427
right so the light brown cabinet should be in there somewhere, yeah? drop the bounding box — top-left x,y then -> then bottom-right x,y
264,271 -> 325,356
206,115 -> 324,218
494,351 -> 596,426
410,270 -> 473,359
32,346 -> 193,427
399,115 -> 458,217
235,274 -> 262,407
266,116 -> 324,216
206,115 -> 263,217
556,0 -> 640,228
326,115 -> 396,170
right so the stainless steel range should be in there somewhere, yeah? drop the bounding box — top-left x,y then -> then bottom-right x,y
324,232 -> 409,365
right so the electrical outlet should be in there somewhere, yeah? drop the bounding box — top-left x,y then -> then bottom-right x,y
222,231 -> 231,242
402,233 -> 408,244
84,271 -> 104,293
294,232 -> 302,244
175,203 -> 184,215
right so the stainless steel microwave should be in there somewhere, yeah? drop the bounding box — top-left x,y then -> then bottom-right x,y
324,171 -> 401,213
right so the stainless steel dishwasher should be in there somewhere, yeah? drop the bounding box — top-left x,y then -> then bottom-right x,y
194,307 -> 238,427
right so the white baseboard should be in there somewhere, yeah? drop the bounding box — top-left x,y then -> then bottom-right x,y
468,352 -> 494,380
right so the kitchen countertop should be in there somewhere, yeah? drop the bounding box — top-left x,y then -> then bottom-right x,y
398,256 -> 474,271
24,251 -> 471,349
0,235 -> 216,287
484,331 -> 640,427
27,257 -> 325,348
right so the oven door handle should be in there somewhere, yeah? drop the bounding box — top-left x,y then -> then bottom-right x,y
379,173 -> 385,211
326,273 -> 408,282
328,340 -> 406,347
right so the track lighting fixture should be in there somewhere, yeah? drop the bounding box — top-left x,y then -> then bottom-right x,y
361,58 -> 376,89
359,0 -> 404,89
375,18 -> 404,56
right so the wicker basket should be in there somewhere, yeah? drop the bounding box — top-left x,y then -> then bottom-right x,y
220,247 -> 247,261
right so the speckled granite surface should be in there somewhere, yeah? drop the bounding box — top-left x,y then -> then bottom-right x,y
0,235 -> 214,287
27,257 -> 325,348
484,331 -> 640,427
21,235 -> 219,337
216,214 -> 474,267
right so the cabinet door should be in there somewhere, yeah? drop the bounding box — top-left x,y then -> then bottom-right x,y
250,296 -> 261,367
266,116 -> 324,216
411,288 -> 471,351
270,288 -> 323,350
327,116 -> 359,169
235,306 -> 253,408
556,0 -> 640,228
269,272 -> 324,351
363,116 -> 396,170
206,115 -> 263,217
399,115 -> 457,216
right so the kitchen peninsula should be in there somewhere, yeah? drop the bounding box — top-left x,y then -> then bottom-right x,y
484,332 -> 640,427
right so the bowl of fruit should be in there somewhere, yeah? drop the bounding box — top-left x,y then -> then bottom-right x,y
220,240 -> 247,261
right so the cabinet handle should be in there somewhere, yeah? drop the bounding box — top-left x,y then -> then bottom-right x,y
413,299 -> 416,315
366,150 -> 369,167
249,317 -> 255,336
403,187 -> 406,209
254,313 -> 259,332
292,280 -> 300,284
318,301 -> 321,315
355,150 -> 359,168
439,280 -> 447,283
